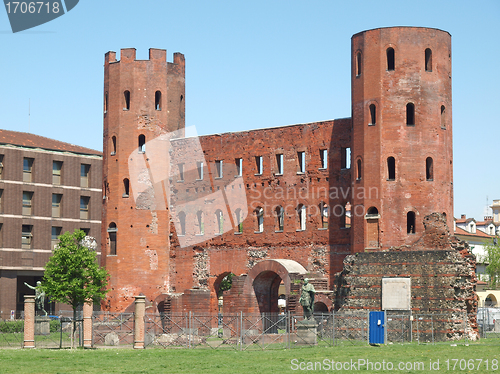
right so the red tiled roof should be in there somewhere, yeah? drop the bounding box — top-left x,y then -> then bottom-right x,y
0,129 -> 102,156
454,226 -> 493,238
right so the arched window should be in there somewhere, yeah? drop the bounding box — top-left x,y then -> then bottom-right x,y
275,206 -> 284,232
366,206 -> 380,248
387,157 -> 396,181
197,211 -> 204,235
107,222 -> 117,256
426,157 -> 433,181
407,211 -> 416,234
155,91 -> 162,110
440,105 -> 446,128
406,103 -> 415,126
111,136 -> 117,155
297,204 -> 306,231
255,207 -> 264,233
386,47 -> 395,71
178,211 -> 186,236
234,208 -> 243,233
356,51 -> 362,76
138,134 -> 146,153
342,202 -> 351,229
123,178 -> 130,197
425,48 -> 432,72
123,90 -> 130,110
215,209 -> 224,235
369,104 -> 376,125
320,202 -> 328,229
356,159 -> 362,180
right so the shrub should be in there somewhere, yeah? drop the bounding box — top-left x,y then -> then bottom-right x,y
0,320 -> 24,333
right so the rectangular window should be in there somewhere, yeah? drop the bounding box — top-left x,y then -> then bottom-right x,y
178,163 -> 184,181
52,161 -> 62,185
197,161 -> 204,180
297,151 -> 305,173
341,148 -> 351,169
255,156 -> 263,175
0,154 -> 4,179
23,158 -> 34,182
320,149 -> 328,169
0,189 -> 3,213
81,164 -> 90,188
215,160 -> 223,178
235,158 -> 242,177
81,228 -> 90,235
51,226 -> 62,249
22,191 -> 33,216
80,196 -> 90,220
22,225 -> 33,249
0,223 -> 3,247
276,154 -> 283,175
52,194 -> 62,218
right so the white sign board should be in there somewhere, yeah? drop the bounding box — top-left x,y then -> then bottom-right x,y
382,278 -> 411,310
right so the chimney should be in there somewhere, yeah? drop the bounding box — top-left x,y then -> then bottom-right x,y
461,214 -> 466,219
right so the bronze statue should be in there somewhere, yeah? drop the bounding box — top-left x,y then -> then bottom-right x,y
299,278 -> 315,320
24,281 -> 47,316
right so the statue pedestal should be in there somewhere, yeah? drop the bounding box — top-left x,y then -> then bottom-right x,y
296,320 -> 317,345
35,316 -> 51,335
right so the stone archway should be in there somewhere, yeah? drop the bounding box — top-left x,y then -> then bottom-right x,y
242,259 -> 308,314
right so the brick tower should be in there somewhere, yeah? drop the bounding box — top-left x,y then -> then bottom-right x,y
101,48 -> 185,311
350,27 -> 453,252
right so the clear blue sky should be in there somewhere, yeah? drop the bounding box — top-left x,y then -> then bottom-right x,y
0,0 -> 498,222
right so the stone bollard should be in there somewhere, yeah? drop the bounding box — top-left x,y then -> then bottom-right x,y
23,295 -> 35,348
133,296 -> 146,349
83,301 -> 93,348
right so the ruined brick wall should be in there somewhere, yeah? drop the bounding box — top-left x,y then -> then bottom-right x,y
334,213 -> 478,340
351,27 -> 453,253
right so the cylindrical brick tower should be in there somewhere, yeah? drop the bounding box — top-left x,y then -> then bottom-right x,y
101,48 -> 185,311
350,27 -> 453,253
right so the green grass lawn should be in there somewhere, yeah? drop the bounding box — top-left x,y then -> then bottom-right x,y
0,342 -> 499,374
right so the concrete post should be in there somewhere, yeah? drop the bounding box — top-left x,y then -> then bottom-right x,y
133,295 -> 146,349
83,301 -> 93,348
23,295 -> 35,348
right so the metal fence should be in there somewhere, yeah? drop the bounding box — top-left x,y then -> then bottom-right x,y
33,311 -> 83,349
0,311 -> 24,348
92,312 -> 134,348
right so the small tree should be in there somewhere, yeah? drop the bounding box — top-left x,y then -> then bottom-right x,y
42,229 -> 109,347
484,236 -> 500,289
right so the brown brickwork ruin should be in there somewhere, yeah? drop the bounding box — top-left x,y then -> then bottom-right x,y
100,27 -> 477,338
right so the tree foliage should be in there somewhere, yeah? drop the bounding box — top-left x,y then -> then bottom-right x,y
485,237 -> 500,289
42,229 -> 109,311
218,273 -> 234,295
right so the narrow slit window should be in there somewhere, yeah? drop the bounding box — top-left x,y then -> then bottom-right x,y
297,204 -> 306,231
407,211 -> 416,234
320,202 -> 328,229
178,163 -> 184,181
124,90 -> 130,110
104,92 -> 108,113
123,178 -> 130,197
255,156 -> 263,175
320,149 -> 327,169
138,135 -> 146,153
387,157 -> 396,181
276,154 -> 284,174
369,104 -> 376,125
197,211 -> 204,235
155,91 -> 162,110
386,47 -> 395,71
275,206 -> 284,232
357,159 -> 362,180
111,136 -> 117,155
256,207 -> 264,233
234,208 -> 243,233
108,223 -> 117,255
343,202 -> 351,228
426,157 -> 433,181
215,160 -> 223,178
440,105 -> 446,129
297,151 -> 305,173
341,148 -> 351,169
425,48 -> 432,72
216,210 -> 224,235
235,158 -> 242,177
197,161 -> 204,180
356,51 -> 362,76
178,211 -> 186,236
406,103 -> 415,126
